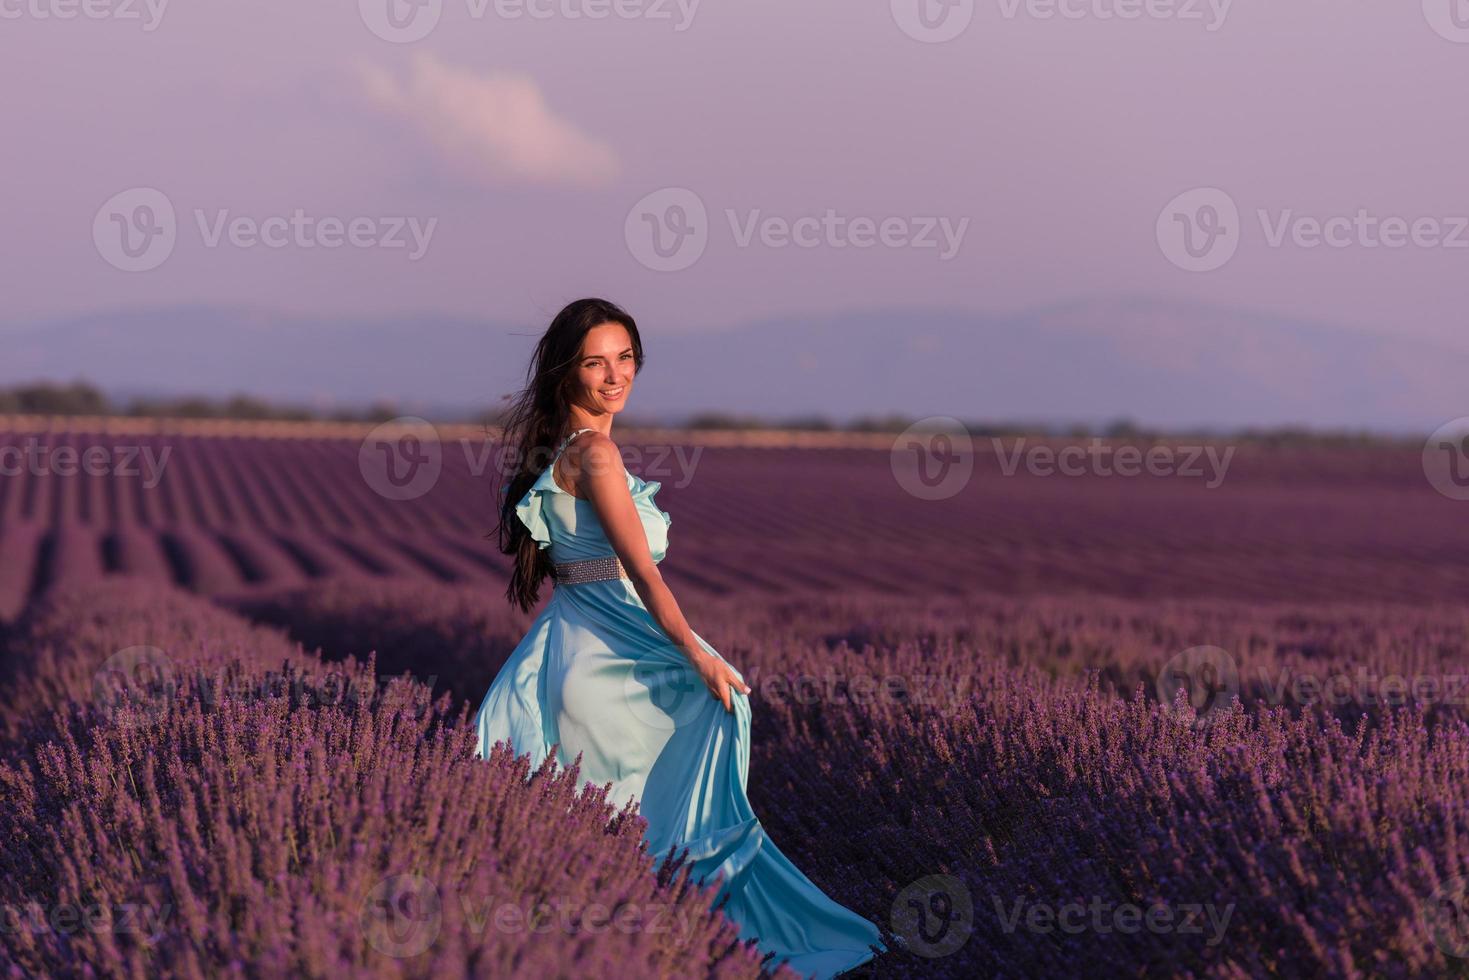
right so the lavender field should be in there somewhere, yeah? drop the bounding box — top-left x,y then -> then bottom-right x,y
2,421 -> 1467,978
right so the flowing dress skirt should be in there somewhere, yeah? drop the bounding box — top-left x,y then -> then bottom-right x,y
474,575 -> 884,978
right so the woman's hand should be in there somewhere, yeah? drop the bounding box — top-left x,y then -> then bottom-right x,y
685,647 -> 751,713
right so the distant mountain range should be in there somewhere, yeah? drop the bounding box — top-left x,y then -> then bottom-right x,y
3,294 -> 1462,434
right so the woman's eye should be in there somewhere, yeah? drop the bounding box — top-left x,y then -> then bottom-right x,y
621,353 -> 633,360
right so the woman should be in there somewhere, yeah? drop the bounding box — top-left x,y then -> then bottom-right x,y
473,298 -> 883,978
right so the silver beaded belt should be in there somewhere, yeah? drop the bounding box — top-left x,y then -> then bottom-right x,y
552,554 -> 629,585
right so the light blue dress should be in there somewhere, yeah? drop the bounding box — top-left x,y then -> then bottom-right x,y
474,428 -> 883,978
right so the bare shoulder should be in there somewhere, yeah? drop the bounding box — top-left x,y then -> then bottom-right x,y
563,432 -> 625,485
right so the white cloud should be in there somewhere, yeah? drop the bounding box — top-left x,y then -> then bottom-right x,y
358,52 -> 619,187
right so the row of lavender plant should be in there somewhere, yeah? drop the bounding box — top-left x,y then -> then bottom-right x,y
232,578 -> 1469,726
0,580 -> 781,979
752,650 -> 1469,976
224,576 -> 537,713
0,577 -> 368,747
231,579 -> 1469,976
9,432 -> 1469,605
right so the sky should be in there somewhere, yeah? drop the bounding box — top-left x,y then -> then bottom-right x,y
2,0 -> 1467,348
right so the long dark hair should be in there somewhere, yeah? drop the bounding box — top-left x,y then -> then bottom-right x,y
491,298 -> 644,613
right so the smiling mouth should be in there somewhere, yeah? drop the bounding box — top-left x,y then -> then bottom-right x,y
601,387 -> 626,399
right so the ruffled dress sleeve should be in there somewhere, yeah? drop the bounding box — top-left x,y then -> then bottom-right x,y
508,467 -> 568,551
633,477 -> 673,531
509,467 -> 672,554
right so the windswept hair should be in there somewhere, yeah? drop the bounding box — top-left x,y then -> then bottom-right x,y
489,298 -> 644,613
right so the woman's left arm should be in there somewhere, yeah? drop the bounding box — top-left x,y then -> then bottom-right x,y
576,434 -> 749,712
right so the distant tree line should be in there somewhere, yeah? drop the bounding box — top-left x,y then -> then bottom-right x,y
0,380 -> 405,424
0,379 -> 1406,446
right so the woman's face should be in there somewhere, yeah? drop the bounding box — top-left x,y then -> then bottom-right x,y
573,321 -> 636,416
